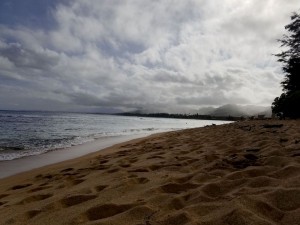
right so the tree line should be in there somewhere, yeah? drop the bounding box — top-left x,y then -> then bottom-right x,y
117,112 -> 242,121
272,12 -> 300,118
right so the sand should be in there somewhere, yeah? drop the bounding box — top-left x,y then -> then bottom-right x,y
0,120 -> 300,225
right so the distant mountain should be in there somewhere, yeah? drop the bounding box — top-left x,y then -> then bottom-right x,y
198,104 -> 271,117
121,104 -> 272,118
196,106 -> 216,115
210,104 -> 247,117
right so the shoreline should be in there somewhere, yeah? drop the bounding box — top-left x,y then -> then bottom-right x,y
0,120 -> 231,179
0,133 -> 151,179
1,120 -> 299,225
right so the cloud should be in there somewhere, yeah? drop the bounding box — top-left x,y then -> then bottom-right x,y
0,0 -> 298,112
0,42 -> 59,70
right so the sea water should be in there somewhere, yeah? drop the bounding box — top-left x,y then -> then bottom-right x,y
0,110 -> 230,161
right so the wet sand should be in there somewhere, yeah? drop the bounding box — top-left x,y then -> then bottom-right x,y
0,120 -> 300,225
0,134 -> 147,179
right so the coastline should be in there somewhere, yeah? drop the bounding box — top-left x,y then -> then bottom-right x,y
0,118 -> 230,179
0,133 -> 150,179
0,120 -> 300,225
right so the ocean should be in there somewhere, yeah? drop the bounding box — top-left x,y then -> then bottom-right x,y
0,110 -> 230,161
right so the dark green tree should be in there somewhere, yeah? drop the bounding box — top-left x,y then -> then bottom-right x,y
272,12 -> 300,118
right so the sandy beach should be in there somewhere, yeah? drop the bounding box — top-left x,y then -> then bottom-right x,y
0,120 -> 300,225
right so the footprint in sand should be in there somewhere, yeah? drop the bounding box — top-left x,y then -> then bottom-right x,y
9,183 -> 32,190
122,164 -> 132,168
60,167 -> 74,173
69,178 -> 86,186
118,161 -> 131,168
84,203 -> 135,221
149,163 -> 184,172
93,165 -> 110,170
165,197 -> 185,210
128,157 -> 138,163
129,168 -> 149,173
223,153 -> 259,169
264,188 -> 300,211
60,194 -> 97,207
25,209 -> 42,219
237,196 -> 284,222
0,194 -> 9,200
106,167 -> 120,173
159,212 -> 191,225
136,177 -> 149,184
173,174 -> 194,184
117,150 -> 130,157
160,182 -> 198,194
0,201 -> 8,206
149,164 -> 166,171
99,159 -> 109,164
19,193 -> 53,204
147,155 -> 165,160
28,185 -> 52,193
125,177 -> 150,185
94,185 -> 108,192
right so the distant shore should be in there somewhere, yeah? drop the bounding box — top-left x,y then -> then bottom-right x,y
117,112 -> 246,121
0,120 -> 299,225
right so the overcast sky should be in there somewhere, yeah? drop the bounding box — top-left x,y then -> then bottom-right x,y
0,0 -> 298,113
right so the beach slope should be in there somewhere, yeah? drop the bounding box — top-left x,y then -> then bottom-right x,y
0,120 -> 300,225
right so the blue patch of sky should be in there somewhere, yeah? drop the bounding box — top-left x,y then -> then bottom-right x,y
96,39 -> 146,60
0,0 -> 70,30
